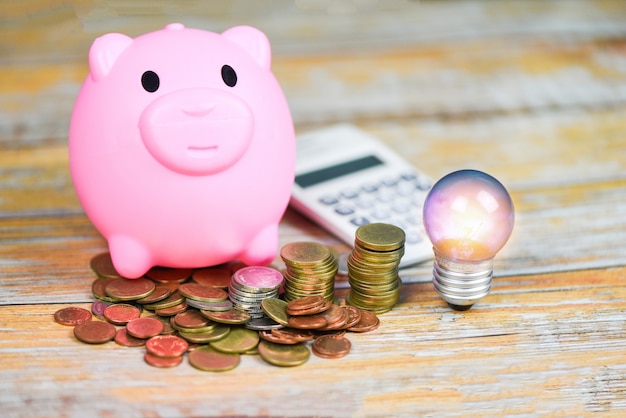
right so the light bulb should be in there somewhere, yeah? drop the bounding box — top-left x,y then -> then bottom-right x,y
423,169 -> 514,310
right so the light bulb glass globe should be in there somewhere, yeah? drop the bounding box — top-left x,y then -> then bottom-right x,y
422,169 -> 514,310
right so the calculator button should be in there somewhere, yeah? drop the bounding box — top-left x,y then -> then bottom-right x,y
340,188 -> 359,199
361,183 -> 378,193
370,209 -> 391,220
405,230 -> 423,244
355,197 -> 376,209
392,202 -> 411,214
401,172 -> 417,181
350,216 -> 370,227
319,195 -> 339,205
381,177 -> 398,187
335,205 -> 354,216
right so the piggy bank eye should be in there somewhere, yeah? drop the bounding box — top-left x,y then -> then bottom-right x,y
221,65 -> 237,87
141,70 -> 160,93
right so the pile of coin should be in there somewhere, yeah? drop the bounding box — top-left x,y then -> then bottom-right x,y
280,242 -> 338,302
228,266 -> 283,320
53,253 -> 383,372
346,223 -> 406,314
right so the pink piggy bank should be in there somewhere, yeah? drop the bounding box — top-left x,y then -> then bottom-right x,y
69,24 -> 295,278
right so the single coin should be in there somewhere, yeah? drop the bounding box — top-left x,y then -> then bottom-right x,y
103,303 -> 141,325
312,334 -> 351,359
200,308 -> 250,325
186,299 -> 233,312
341,305 -> 362,329
178,325 -> 231,344
245,316 -> 284,331
173,309 -> 210,329
91,278 -> 119,302
145,266 -> 193,284
188,345 -> 240,372
287,314 -> 327,330
114,327 -> 146,347
73,320 -> 116,344
54,306 -> 92,326
155,301 -> 188,317
146,335 -> 189,358
178,283 -> 229,302
286,295 -> 330,316
91,300 -> 110,319
355,223 -> 405,252
144,352 -> 183,368
347,309 -> 380,332
210,327 -> 259,354
192,267 -> 232,288
144,315 -> 176,335
105,277 -> 156,301
317,304 -> 349,331
125,317 -> 164,339
258,340 -> 310,367
142,290 -> 185,310
280,242 -> 331,266
90,252 -> 121,278
231,266 -> 284,291
135,285 -> 172,304
260,298 -> 290,326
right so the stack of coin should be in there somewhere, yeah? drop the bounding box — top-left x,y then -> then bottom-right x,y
280,242 -> 338,302
346,223 -> 405,314
228,266 -> 283,319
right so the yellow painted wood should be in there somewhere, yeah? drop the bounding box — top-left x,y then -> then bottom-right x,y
1,1 -> 626,416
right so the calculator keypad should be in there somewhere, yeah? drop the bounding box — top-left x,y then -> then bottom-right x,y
318,172 -> 432,245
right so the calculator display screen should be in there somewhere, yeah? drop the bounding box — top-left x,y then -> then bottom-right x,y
295,155 -> 384,188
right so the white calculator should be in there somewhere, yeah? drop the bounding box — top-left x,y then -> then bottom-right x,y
290,124 -> 433,268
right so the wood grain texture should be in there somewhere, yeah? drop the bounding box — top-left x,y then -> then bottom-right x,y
1,0 -> 626,416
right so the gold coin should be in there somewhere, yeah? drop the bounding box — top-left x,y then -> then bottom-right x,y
91,278 -> 119,303
200,308 -> 251,325
280,242 -> 331,266
210,327 -> 259,354
142,290 -> 185,310
258,340 -> 310,367
178,325 -> 231,344
178,283 -> 228,302
135,285 -> 172,304
188,345 -> 240,372
355,223 -> 405,252
260,298 -> 290,326
105,277 -> 156,301
90,252 -> 120,279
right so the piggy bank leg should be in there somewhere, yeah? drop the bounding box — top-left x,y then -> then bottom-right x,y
108,235 -> 153,279
239,224 -> 279,266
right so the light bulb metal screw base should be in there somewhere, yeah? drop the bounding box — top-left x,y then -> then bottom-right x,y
432,250 -> 493,311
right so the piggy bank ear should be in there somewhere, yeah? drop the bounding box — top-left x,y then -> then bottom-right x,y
221,26 -> 271,69
89,33 -> 133,82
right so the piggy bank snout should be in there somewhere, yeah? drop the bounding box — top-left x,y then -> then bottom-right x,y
139,88 -> 254,176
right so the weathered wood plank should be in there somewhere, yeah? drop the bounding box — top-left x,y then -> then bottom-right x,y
1,267 -> 624,417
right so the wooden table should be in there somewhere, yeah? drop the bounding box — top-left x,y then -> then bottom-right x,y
2,1 -> 626,416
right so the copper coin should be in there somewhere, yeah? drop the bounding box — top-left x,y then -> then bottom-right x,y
114,328 -> 146,347
287,314 -> 327,330
91,278 -> 119,302
341,305 -> 362,329
192,267 -> 232,288
144,315 -> 176,335
54,307 -> 92,326
142,290 -> 185,310
317,304 -> 348,331
200,308 -> 250,325
105,277 -> 156,301
91,300 -> 110,319
286,295 -> 329,316
155,301 -> 188,317
146,335 -> 189,358
144,352 -> 183,368
272,327 -> 314,343
135,285 -> 172,304
178,283 -> 228,302
90,252 -> 121,278
312,334 -> 351,359
126,317 -> 164,339
73,320 -> 116,344
145,266 -> 192,284
347,309 -> 380,332
173,309 -> 211,329
258,329 -> 298,344
103,303 -> 141,325
188,345 -> 240,372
